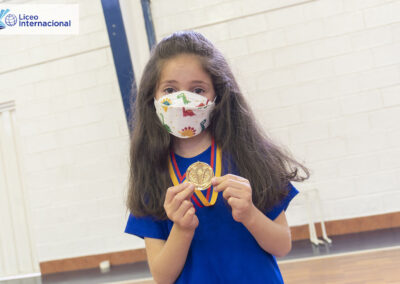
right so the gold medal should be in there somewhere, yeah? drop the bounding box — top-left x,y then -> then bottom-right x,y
168,138 -> 221,207
186,161 -> 214,191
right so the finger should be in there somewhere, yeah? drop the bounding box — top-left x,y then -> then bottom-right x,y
169,183 -> 195,211
211,174 -> 248,187
222,186 -> 246,200
211,176 -> 224,186
175,183 -> 195,201
174,200 -> 193,220
165,182 -> 191,204
214,178 -> 248,193
225,173 -> 249,183
227,196 -> 242,208
181,206 -> 196,225
211,175 -> 230,186
211,174 -> 248,184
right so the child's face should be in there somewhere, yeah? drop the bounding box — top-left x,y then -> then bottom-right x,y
155,54 -> 215,101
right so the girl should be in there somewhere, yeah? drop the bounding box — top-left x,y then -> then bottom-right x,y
125,30 -> 309,284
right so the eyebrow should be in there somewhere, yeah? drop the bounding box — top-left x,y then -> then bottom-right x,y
160,80 -> 209,86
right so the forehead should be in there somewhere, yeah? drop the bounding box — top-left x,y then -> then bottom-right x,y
158,54 -> 211,83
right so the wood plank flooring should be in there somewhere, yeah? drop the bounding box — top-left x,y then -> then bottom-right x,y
280,248 -> 400,284
118,247 -> 400,284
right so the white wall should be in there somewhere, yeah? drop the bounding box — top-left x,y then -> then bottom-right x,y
0,0 -> 142,262
150,0 -> 400,225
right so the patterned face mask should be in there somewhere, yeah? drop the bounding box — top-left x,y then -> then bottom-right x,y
154,90 -> 216,138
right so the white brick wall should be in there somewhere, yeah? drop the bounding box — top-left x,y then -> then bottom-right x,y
151,0 -> 400,226
0,0 -> 140,262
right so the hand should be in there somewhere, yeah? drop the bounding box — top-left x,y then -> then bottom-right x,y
164,183 -> 199,232
212,174 -> 256,224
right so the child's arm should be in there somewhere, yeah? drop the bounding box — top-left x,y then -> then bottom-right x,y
241,209 -> 292,257
145,225 -> 194,283
213,174 -> 292,257
144,183 -> 198,284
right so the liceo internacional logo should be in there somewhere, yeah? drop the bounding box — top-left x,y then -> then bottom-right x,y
0,4 -> 79,35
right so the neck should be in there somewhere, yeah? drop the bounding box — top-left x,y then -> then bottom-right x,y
173,130 -> 212,158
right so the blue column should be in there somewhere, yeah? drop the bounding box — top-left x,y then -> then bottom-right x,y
101,0 -> 135,134
140,0 -> 156,50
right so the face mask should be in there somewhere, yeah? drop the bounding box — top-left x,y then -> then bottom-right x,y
154,90 -> 215,138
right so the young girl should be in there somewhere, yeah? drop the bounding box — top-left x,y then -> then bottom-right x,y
125,30 -> 309,284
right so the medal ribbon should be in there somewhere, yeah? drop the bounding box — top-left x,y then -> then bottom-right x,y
168,138 -> 221,207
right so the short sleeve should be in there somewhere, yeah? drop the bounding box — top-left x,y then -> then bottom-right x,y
124,213 -> 170,240
265,182 -> 299,221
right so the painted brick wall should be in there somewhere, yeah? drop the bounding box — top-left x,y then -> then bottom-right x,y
0,0 -> 138,261
150,0 -> 400,226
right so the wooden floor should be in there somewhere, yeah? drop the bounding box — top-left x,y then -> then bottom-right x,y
280,248 -> 400,284
117,247 -> 400,284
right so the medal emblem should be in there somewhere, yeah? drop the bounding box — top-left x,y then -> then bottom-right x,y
186,161 -> 214,191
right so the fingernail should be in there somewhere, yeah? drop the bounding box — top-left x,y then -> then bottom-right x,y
211,177 -> 216,184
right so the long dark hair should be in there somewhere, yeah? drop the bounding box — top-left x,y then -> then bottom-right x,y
127,30 -> 309,219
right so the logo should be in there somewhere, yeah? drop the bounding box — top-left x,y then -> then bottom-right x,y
5,13 -> 17,27
0,8 -> 10,29
0,4 -> 79,35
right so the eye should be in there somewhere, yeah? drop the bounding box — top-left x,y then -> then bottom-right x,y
193,88 -> 205,95
163,87 -> 176,94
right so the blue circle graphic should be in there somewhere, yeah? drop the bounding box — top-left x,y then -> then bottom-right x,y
5,14 -> 17,27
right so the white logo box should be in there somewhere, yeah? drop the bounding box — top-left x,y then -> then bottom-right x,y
0,4 -> 79,35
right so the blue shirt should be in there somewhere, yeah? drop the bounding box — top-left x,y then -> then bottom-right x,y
125,145 -> 299,283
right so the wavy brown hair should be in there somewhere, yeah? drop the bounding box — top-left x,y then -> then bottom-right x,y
127,30 -> 309,219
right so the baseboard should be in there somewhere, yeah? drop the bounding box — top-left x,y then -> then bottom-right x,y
40,249 -> 147,275
290,211 -> 400,241
40,211 -> 400,274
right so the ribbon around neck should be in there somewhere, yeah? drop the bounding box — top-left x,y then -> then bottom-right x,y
168,139 -> 221,207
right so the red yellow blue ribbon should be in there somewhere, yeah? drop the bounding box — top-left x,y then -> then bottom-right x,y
168,138 -> 221,207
